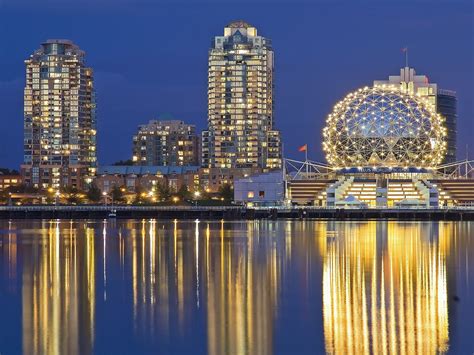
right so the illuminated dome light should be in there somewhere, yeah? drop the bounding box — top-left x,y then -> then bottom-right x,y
322,85 -> 447,169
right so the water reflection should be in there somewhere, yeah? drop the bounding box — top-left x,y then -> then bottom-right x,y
20,221 -> 95,354
322,222 -> 450,354
0,220 -> 472,354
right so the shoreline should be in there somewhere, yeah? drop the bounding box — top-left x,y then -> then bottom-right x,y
0,205 -> 473,221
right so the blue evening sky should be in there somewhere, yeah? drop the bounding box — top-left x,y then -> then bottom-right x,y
0,0 -> 472,168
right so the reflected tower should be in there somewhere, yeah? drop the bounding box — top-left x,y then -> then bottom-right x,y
21,222 -> 96,354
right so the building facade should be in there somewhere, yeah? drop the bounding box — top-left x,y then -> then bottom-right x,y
202,21 -> 282,170
21,40 -> 97,189
436,90 -> 457,164
0,174 -> 22,191
374,66 -> 457,164
234,171 -> 285,206
132,120 -> 200,166
95,165 -> 201,194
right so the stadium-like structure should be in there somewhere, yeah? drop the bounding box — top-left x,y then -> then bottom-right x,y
285,85 -> 474,208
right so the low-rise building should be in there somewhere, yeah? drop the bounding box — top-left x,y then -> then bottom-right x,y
201,167 -> 266,193
234,171 -> 285,206
132,120 -> 200,166
95,165 -> 201,193
0,174 -> 22,191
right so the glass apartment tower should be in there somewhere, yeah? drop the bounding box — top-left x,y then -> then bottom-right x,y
202,21 -> 282,170
132,120 -> 200,166
21,40 -> 97,189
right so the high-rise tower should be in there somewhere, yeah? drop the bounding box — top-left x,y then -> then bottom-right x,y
21,40 -> 97,189
202,21 -> 282,170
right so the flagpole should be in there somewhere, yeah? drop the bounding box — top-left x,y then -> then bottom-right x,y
305,144 -> 309,176
405,47 -> 408,67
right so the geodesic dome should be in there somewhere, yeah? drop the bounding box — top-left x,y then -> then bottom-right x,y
322,86 -> 447,168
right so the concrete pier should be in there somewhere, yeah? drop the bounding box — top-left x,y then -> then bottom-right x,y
0,205 -> 473,220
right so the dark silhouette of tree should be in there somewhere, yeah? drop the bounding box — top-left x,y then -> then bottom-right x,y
111,159 -> 134,166
218,183 -> 234,202
110,185 -> 125,203
177,185 -> 190,200
157,182 -> 171,202
133,185 -> 145,204
86,183 -> 102,203
63,187 -> 83,204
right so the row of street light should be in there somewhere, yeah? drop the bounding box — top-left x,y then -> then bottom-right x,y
43,187 -> 209,206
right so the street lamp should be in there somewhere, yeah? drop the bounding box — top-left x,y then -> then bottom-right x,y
193,191 -> 200,207
55,191 -> 60,206
172,196 -> 179,204
102,191 -> 108,207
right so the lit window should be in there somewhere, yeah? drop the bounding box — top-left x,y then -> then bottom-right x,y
247,191 -> 254,198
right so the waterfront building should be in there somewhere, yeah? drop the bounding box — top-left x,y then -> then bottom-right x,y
374,66 -> 457,164
234,170 -> 285,206
21,40 -> 97,190
95,165 -> 201,193
281,83 -> 474,208
202,21 -> 282,170
0,173 -> 22,191
132,120 -> 200,166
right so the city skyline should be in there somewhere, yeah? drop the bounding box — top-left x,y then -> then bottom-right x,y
0,1 -> 472,169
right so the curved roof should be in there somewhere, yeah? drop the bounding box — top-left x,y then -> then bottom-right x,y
227,20 -> 253,29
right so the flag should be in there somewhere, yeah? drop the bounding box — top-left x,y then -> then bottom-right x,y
298,144 -> 307,152
401,47 -> 408,52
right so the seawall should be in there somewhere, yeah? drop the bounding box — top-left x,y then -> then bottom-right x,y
0,205 -> 473,221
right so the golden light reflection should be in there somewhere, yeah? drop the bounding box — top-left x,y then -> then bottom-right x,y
21,221 -> 95,355
322,221 -> 450,354
206,221 -> 281,355
0,219 -> 466,354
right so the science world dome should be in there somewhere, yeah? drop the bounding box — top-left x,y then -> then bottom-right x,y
322,86 -> 447,169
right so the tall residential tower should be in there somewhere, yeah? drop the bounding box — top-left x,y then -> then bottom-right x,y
202,21 -> 282,170
21,40 -> 97,189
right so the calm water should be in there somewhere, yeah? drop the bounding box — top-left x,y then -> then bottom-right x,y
0,219 -> 473,354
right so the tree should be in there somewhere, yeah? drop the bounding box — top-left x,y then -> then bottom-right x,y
111,159 -> 134,166
0,168 -> 20,175
133,185 -> 145,204
177,184 -> 190,200
110,185 -> 125,203
157,182 -> 171,202
86,183 -> 102,203
63,187 -> 83,204
218,183 -> 234,202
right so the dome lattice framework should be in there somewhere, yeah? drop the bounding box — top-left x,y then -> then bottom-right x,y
322,86 -> 447,169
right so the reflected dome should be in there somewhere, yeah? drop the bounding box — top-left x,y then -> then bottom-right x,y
322,86 -> 447,168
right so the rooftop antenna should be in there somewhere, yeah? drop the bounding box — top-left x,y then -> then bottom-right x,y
402,47 -> 408,67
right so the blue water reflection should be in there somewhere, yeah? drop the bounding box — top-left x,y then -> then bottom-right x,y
0,220 -> 473,354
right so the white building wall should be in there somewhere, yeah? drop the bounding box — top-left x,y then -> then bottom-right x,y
234,171 -> 284,205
